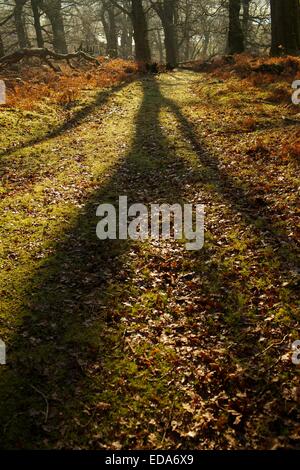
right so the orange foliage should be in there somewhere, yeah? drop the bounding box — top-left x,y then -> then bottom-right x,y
201,54 -> 300,106
266,83 -> 291,103
191,54 -> 300,89
1,58 -> 139,110
246,130 -> 300,163
242,116 -> 257,131
280,132 -> 300,162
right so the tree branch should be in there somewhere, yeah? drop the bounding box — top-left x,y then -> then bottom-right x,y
108,0 -> 131,16
0,11 -> 15,27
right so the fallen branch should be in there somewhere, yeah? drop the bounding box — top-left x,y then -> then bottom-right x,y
0,48 -> 100,69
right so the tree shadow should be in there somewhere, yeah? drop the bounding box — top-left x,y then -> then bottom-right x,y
0,80 -> 133,163
0,77 -> 193,449
0,74 -> 298,449
162,94 -> 299,273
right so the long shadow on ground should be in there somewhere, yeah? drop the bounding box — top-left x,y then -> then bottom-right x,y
0,79 -> 133,162
0,77 -> 193,449
0,76 -> 298,449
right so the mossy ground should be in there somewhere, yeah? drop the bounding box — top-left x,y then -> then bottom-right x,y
0,70 -> 299,449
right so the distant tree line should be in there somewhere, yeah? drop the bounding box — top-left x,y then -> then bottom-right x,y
0,1 -> 299,65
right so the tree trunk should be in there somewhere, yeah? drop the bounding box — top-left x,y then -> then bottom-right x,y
242,0 -> 250,49
184,35 -> 190,62
228,0 -> 245,54
156,29 -> 164,63
131,0 -> 151,62
128,26 -> 133,57
102,4 -> 118,57
120,14 -> 128,58
202,31 -> 210,58
14,0 -> 28,48
152,0 -> 178,67
0,34 -> 5,58
120,13 -> 133,58
50,13 -> 68,54
31,0 -> 44,48
163,23 -> 177,66
270,0 -> 300,56
41,0 -> 68,54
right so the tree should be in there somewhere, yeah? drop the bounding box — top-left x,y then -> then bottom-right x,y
120,11 -> 133,58
14,0 -> 29,48
131,0 -> 152,62
0,34 -> 4,57
40,0 -> 68,53
228,0 -> 245,54
0,8 -> 16,56
100,2 -> 118,57
1,0 -> 290,65
270,0 -> 300,56
31,0 -> 44,48
242,0 -> 250,49
111,0 -> 151,62
150,0 -> 178,67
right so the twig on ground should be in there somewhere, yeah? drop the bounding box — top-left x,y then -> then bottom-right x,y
255,334 -> 289,358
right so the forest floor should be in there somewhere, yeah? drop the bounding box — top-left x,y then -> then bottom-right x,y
0,66 -> 299,449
